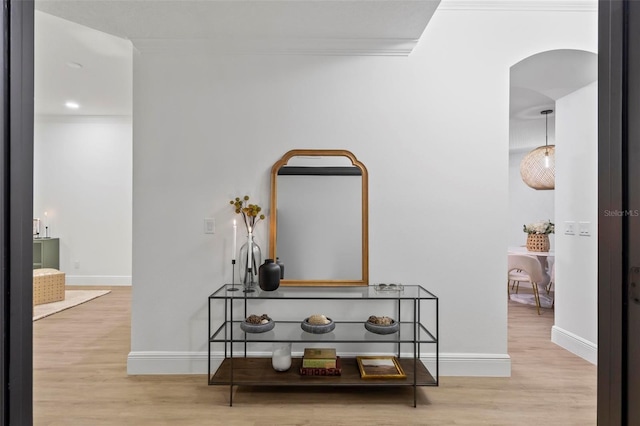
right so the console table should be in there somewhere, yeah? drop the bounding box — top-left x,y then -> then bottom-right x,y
33,238 -> 59,270
208,284 -> 439,406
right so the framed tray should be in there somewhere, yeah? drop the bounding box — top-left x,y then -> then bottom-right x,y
356,356 -> 406,379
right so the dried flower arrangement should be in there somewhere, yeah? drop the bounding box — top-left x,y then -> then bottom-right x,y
229,195 -> 266,233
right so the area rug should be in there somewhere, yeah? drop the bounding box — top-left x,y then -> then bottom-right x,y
33,290 -> 111,321
510,293 -> 554,309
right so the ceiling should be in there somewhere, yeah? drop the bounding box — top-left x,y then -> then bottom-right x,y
509,49 -> 598,151
35,0 -> 440,42
34,0 -> 441,116
35,11 -> 133,116
510,49 -> 598,120
34,0 -> 597,122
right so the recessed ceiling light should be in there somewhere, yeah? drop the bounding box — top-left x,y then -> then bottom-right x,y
66,61 -> 83,69
65,101 -> 80,109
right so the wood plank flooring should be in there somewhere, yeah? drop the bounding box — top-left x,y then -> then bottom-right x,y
33,287 -> 596,425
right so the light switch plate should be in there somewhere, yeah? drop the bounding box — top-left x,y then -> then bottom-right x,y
565,221 -> 576,235
579,221 -> 591,236
204,218 -> 215,234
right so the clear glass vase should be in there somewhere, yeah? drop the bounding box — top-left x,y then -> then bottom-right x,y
239,234 -> 262,291
272,342 -> 292,371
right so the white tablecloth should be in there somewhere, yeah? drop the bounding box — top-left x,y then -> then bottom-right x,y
508,246 -> 555,257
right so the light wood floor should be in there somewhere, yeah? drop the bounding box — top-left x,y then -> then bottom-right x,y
33,287 -> 596,425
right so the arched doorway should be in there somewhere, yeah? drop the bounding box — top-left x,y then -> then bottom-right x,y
508,49 -> 598,362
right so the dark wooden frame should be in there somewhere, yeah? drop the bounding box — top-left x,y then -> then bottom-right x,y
0,0 -> 633,423
625,3 -> 640,422
598,2 -> 624,424
598,0 -> 639,423
0,0 -> 34,424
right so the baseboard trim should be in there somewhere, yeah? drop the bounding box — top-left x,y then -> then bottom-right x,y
127,351 -> 209,375
65,275 -> 131,286
127,350 -> 511,377
551,325 -> 597,365
426,352 -> 511,377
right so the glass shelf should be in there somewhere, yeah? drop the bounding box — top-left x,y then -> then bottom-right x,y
210,321 -> 436,344
210,284 -> 437,300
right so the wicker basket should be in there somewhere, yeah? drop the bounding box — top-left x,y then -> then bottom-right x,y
526,234 -> 550,252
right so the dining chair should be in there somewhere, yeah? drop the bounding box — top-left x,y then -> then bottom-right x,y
546,262 -> 555,307
507,253 -> 538,293
507,253 -> 547,315
508,267 -> 529,292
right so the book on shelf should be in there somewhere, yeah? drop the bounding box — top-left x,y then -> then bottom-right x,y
301,358 -> 337,369
302,347 -> 337,368
303,348 -> 336,359
299,357 -> 342,376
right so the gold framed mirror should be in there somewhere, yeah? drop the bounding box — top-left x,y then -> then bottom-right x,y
269,149 -> 368,286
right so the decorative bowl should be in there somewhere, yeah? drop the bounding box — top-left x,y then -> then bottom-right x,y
240,320 -> 275,334
373,283 -> 404,292
301,317 -> 335,334
365,319 -> 399,335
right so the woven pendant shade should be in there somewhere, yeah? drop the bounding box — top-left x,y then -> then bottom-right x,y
520,109 -> 555,190
520,145 -> 555,190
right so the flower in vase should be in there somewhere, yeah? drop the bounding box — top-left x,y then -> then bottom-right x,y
230,195 -> 266,233
523,219 -> 555,235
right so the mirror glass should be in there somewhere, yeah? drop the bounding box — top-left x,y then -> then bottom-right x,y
269,150 -> 368,286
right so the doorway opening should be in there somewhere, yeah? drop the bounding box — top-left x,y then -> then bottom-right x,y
508,49 -> 598,364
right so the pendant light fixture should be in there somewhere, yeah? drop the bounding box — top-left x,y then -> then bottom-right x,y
520,109 -> 555,190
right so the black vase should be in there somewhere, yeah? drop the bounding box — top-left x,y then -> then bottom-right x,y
276,257 -> 285,279
259,259 -> 281,291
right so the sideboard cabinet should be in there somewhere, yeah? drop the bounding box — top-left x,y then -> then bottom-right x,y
208,284 -> 439,406
33,238 -> 59,270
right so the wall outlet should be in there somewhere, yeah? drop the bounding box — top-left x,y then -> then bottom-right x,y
204,218 -> 215,234
579,221 -> 591,236
564,221 -> 576,235
74,260 -> 80,269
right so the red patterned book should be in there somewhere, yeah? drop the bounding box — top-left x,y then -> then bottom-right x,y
299,357 -> 342,376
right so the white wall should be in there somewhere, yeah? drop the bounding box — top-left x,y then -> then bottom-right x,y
34,116 -> 133,285
552,82 -> 598,364
128,6 -> 597,375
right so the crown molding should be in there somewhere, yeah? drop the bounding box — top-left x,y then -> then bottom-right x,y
438,0 -> 597,12
131,37 -> 419,57
35,114 -> 132,123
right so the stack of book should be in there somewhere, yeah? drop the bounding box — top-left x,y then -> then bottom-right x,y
299,348 -> 342,376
